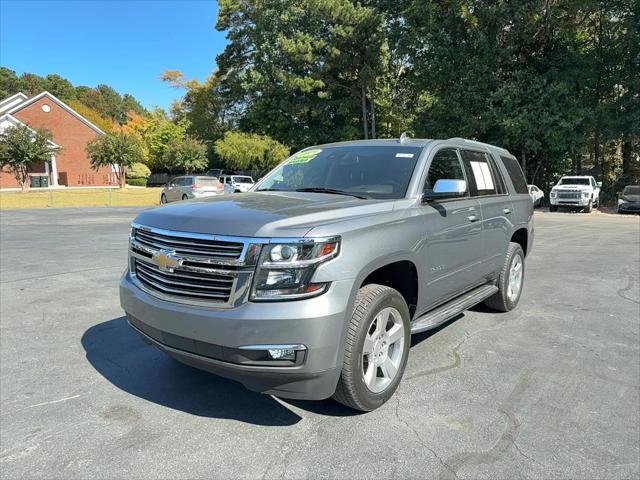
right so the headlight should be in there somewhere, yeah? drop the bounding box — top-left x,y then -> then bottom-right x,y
618,199 -> 625,206
582,191 -> 590,197
250,238 -> 340,300
550,191 -> 557,198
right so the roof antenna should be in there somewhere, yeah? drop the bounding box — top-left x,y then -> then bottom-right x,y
399,132 -> 410,144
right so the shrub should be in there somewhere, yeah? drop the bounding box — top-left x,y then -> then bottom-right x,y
126,177 -> 148,186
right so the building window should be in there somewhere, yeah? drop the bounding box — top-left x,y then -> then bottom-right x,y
41,104 -> 51,112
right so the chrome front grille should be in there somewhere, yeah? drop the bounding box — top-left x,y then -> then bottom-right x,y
134,258 -> 236,302
134,228 -> 244,260
129,224 -> 259,307
558,192 -> 580,199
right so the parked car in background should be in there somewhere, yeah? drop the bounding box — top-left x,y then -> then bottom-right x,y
618,185 -> 640,214
160,175 -> 224,204
121,137 -> 533,411
206,168 -> 228,177
528,184 -> 544,207
219,175 -> 255,193
549,176 -> 601,213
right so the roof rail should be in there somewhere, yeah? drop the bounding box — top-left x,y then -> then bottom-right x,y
399,132 -> 411,144
446,137 -> 509,153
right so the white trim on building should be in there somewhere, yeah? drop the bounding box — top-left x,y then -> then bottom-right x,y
0,92 -> 28,114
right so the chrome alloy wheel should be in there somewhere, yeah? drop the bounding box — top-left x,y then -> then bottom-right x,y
507,254 -> 523,302
362,307 -> 405,393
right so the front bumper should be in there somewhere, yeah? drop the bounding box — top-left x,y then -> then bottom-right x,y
119,272 -> 352,400
618,203 -> 640,213
550,196 -> 591,206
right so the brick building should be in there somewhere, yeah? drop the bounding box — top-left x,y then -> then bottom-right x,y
0,91 -> 117,189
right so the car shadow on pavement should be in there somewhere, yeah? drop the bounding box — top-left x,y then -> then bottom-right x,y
82,317 -> 306,425
82,317 -> 360,424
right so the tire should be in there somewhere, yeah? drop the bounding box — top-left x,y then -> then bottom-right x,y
549,204 -> 558,212
333,284 -> 411,411
160,193 -> 167,204
181,194 -> 188,201
585,200 -> 593,213
484,242 -> 525,312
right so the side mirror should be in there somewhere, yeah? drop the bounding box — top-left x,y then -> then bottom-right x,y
422,179 -> 467,203
596,181 -> 602,188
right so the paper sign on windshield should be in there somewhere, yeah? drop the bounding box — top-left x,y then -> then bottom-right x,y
288,148 -> 322,164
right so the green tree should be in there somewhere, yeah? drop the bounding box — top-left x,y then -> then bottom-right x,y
0,124 -> 60,192
44,74 -> 76,101
143,109 -> 188,169
214,131 -> 290,174
161,136 -> 208,173
214,0 -> 386,149
126,162 -> 152,186
18,73 -> 47,96
0,67 -> 21,99
86,132 -> 144,188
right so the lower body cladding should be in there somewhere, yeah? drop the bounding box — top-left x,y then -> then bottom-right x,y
119,273 -> 353,400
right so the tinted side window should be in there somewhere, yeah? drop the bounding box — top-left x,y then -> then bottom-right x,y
500,156 -> 528,194
424,149 -> 467,193
460,150 -> 496,196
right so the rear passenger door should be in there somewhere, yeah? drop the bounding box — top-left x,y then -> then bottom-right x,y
417,148 -> 484,309
460,149 -> 513,278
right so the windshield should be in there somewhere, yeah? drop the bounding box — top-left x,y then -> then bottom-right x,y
233,176 -> 254,184
256,145 -> 422,199
623,186 -> 640,196
560,177 -> 590,185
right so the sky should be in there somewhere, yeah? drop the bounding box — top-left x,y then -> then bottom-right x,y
0,0 -> 228,109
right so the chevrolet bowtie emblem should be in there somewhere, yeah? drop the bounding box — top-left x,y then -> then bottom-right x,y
152,250 -> 182,272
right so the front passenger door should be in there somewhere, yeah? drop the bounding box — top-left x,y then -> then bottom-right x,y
418,148 -> 484,309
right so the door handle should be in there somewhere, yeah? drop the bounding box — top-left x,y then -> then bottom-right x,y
467,215 -> 478,222
503,208 -> 511,214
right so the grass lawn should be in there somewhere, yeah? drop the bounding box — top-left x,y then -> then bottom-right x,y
0,188 -> 162,209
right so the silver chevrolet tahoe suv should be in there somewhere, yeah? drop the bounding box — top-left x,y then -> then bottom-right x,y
120,137 -> 534,411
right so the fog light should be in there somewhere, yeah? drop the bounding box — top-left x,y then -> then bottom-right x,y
268,348 -> 296,360
238,343 -> 307,364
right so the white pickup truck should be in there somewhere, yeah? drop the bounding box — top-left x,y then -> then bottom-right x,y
549,176 -> 601,213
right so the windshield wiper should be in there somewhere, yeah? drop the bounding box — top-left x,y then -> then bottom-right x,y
256,188 -> 289,192
295,187 -> 369,199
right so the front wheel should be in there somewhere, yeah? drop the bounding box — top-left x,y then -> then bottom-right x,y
549,204 -> 558,212
160,193 -> 167,204
484,242 -> 525,312
585,200 -> 593,213
333,284 -> 410,411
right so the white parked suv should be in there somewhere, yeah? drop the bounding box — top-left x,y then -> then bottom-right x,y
549,176 -> 601,213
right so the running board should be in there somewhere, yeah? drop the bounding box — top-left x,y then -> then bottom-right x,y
410,284 -> 498,334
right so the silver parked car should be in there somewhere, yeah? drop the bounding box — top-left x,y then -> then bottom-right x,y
122,137 -> 533,411
159,175 -> 225,204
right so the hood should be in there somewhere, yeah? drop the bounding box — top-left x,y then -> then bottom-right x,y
133,192 -> 395,238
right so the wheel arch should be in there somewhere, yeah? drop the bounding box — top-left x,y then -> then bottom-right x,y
511,227 -> 528,256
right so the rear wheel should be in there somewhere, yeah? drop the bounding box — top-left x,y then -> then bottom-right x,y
485,242 -> 525,312
333,284 -> 410,411
181,194 -> 188,201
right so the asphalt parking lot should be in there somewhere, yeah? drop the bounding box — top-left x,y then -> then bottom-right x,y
1,207 -> 638,479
